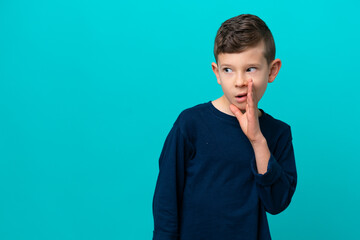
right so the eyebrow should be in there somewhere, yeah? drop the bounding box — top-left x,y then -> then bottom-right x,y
220,63 -> 261,68
220,64 -> 234,67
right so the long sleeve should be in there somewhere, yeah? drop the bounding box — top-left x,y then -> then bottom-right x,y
152,121 -> 194,240
250,125 -> 297,215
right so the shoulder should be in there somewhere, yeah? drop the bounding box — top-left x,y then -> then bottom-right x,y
177,102 -> 209,122
172,102 -> 210,136
261,110 -> 292,141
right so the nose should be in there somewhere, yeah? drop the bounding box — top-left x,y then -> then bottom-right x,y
234,73 -> 247,87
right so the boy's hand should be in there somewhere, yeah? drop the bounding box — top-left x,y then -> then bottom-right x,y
230,79 -> 271,174
230,79 -> 263,143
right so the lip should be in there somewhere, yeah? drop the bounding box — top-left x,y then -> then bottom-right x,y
236,92 -> 248,97
235,94 -> 247,103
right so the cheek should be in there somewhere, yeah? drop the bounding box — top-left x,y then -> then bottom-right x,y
220,83 -> 233,95
253,83 -> 267,99
252,73 -> 268,86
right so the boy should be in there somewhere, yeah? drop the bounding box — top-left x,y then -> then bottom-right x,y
152,14 -> 297,240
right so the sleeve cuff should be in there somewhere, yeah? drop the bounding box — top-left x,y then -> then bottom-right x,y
251,153 -> 282,186
153,230 -> 179,240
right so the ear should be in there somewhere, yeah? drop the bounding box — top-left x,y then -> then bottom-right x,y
211,62 -> 221,85
268,59 -> 282,83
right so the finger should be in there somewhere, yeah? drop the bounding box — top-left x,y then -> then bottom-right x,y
229,104 -> 243,119
250,79 -> 257,105
246,102 -> 250,116
247,79 -> 255,113
249,80 -> 260,120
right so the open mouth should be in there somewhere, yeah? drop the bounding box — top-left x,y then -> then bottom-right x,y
235,93 -> 247,102
236,93 -> 247,98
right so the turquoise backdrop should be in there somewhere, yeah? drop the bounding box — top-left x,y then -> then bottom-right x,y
1,0 -> 359,239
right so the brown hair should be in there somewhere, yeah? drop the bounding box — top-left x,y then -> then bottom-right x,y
214,14 -> 275,65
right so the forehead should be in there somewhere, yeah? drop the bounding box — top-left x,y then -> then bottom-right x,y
218,41 -> 267,67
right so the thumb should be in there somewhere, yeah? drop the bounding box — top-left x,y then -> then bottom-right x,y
229,104 -> 243,119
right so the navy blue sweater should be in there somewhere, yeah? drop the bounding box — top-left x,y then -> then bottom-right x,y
152,101 -> 297,240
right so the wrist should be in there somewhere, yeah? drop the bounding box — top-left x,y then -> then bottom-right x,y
250,134 -> 267,146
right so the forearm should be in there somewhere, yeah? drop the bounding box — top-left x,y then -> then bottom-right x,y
249,128 -> 297,215
251,135 -> 271,174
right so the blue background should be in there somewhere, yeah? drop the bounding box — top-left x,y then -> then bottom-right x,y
1,0 -> 359,239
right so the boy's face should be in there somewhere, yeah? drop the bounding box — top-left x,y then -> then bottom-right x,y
211,40 -> 281,114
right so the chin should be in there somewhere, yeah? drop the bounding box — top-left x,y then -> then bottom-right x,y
231,102 -> 246,109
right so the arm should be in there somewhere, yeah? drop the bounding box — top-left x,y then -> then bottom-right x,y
152,121 -> 193,240
250,136 -> 270,175
250,128 -> 297,214
230,79 -> 297,215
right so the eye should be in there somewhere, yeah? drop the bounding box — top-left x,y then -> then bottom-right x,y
223,68 -> 232,73
246,67 -> 256,73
